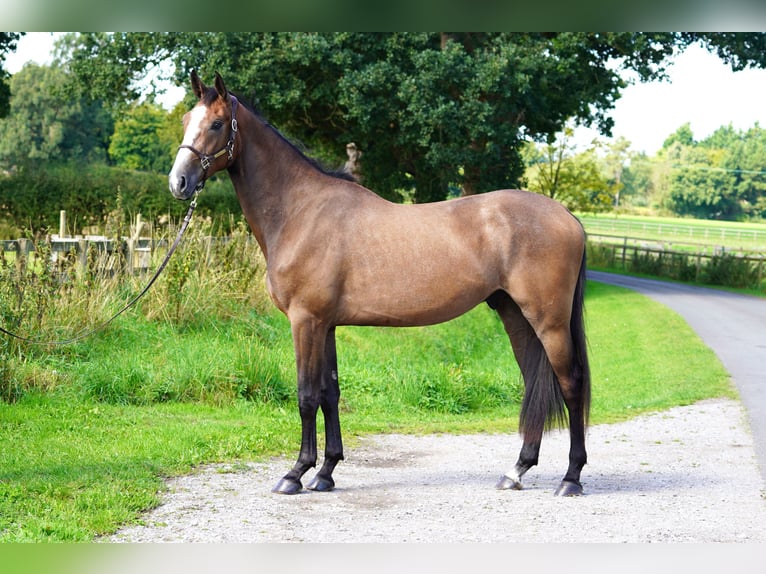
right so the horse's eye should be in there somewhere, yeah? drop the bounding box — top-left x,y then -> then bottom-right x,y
211,120 -> 224,130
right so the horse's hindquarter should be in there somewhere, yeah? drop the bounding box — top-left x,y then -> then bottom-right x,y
269,188 -> 583,327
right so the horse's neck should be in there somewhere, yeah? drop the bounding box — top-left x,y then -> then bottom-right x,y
227,113 -> 317,259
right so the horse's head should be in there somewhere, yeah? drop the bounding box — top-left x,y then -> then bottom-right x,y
168,71 -> 239,200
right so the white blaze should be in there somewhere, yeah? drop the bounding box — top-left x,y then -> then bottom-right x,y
169,104 -> 209,191
180,105 -> 208,148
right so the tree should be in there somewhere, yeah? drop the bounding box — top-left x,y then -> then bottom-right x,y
618,152 -> 656,209
732,125 -> 766,218
662,123 -> 695,150
0,32 -> 23,118
665,146 -> 737,219
523,128 -> 612,213
109,101 -> 176,172
600,137 -> 631,208
63,32 -> 766,203
0,63 -> 112,168
660,123 -> 766,220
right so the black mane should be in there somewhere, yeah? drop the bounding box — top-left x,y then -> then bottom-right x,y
232,92 -> 357,183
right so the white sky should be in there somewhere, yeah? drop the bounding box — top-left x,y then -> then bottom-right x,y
7,32 -> 766,156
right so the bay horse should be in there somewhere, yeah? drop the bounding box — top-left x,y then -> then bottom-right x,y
169,72 -> 591,497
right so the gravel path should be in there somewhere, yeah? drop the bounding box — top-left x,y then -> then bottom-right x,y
110,398 -> 766,543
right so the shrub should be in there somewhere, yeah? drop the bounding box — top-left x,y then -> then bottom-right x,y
0,162 -> 241,236
702,253 -> 759,289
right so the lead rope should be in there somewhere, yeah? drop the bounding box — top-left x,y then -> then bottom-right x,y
0,193 -> 199,346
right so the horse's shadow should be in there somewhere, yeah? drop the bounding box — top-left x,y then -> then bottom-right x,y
290,465 -> 713,497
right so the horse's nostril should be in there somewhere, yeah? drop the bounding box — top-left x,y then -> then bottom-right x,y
179,175 -> 187,192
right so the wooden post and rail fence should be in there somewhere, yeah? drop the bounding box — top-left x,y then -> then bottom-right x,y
1,210 -> 159,277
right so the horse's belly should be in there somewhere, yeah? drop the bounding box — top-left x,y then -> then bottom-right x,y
338,274 -> 492,327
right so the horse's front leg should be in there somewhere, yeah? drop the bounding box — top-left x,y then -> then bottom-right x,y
272,315 -> 327,495
306,326 -> 344,492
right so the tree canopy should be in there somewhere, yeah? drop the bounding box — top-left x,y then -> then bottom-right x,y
661,124 -> 766,219
108,101 -> 180,173
0,63 -> 112,167
62,32 -> 766,203
0,33 -> 23,118
1,32 -> 765,225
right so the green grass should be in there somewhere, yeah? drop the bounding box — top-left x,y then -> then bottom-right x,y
0,281 -> 735,541
581,211 -> 766,293
585,282 -> 734,421
0,398 -> 297,541
579,212 -> 766,253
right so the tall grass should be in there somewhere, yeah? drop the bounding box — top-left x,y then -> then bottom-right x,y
0,212 -> 270,402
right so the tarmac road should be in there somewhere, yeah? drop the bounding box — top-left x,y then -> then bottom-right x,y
588,271 -> 766,482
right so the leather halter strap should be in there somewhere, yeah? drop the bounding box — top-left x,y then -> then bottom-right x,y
178,95 -> 239,190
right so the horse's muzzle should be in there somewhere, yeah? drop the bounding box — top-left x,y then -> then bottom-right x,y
168,172 -> 199,201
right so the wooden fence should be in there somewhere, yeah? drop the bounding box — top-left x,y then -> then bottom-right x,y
581,217 -> 766,246
587,232 -> 766,287
0,212 -> 160,277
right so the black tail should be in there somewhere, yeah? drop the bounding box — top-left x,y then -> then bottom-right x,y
519,250 -> 590,441
572,250 -> 591,425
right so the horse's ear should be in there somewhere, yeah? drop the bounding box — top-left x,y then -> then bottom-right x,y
190,70 -> 206,101
214,72 -> 228,100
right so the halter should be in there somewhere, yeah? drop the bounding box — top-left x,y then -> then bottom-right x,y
178,95 -> 239,191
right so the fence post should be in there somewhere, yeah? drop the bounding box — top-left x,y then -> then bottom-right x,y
16,238 -> 30,273
621,236 -> 627,269
77,237 -> 88,280
126,213 -> 144,275
59,210 -> 67,238
696,253 -> 702,283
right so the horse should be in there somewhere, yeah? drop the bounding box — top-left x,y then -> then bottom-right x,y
168,72 -> 591,497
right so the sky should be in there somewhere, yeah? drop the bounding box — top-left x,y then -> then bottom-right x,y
7,32 -> 766,156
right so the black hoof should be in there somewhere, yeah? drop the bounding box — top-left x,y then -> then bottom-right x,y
495,475 -> 523,490
272,477 -> 303,495
306,474 -> 335,492
554,480 -> 583,497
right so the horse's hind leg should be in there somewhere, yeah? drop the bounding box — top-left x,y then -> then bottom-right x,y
487,292 -> 544,490
490,291 -> 587,495
539,326 -> 588,496
306,327 -> 345,491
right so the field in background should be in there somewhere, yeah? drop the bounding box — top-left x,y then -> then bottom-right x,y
578,213 -> 766,293
579,213 -> 766,254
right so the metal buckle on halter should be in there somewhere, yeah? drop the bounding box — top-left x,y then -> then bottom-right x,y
228,118 -> 238,161
200,155 -> 211,171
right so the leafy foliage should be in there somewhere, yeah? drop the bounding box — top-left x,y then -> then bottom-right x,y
0,163 -> 240,236
523,127 -> 614,212
662,124 -> 766,219
63,32 -> 766,204
0,63 -> 112,167
1,33 -> 765,219
108,101 -> 180,173
0,32 -> 23,118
